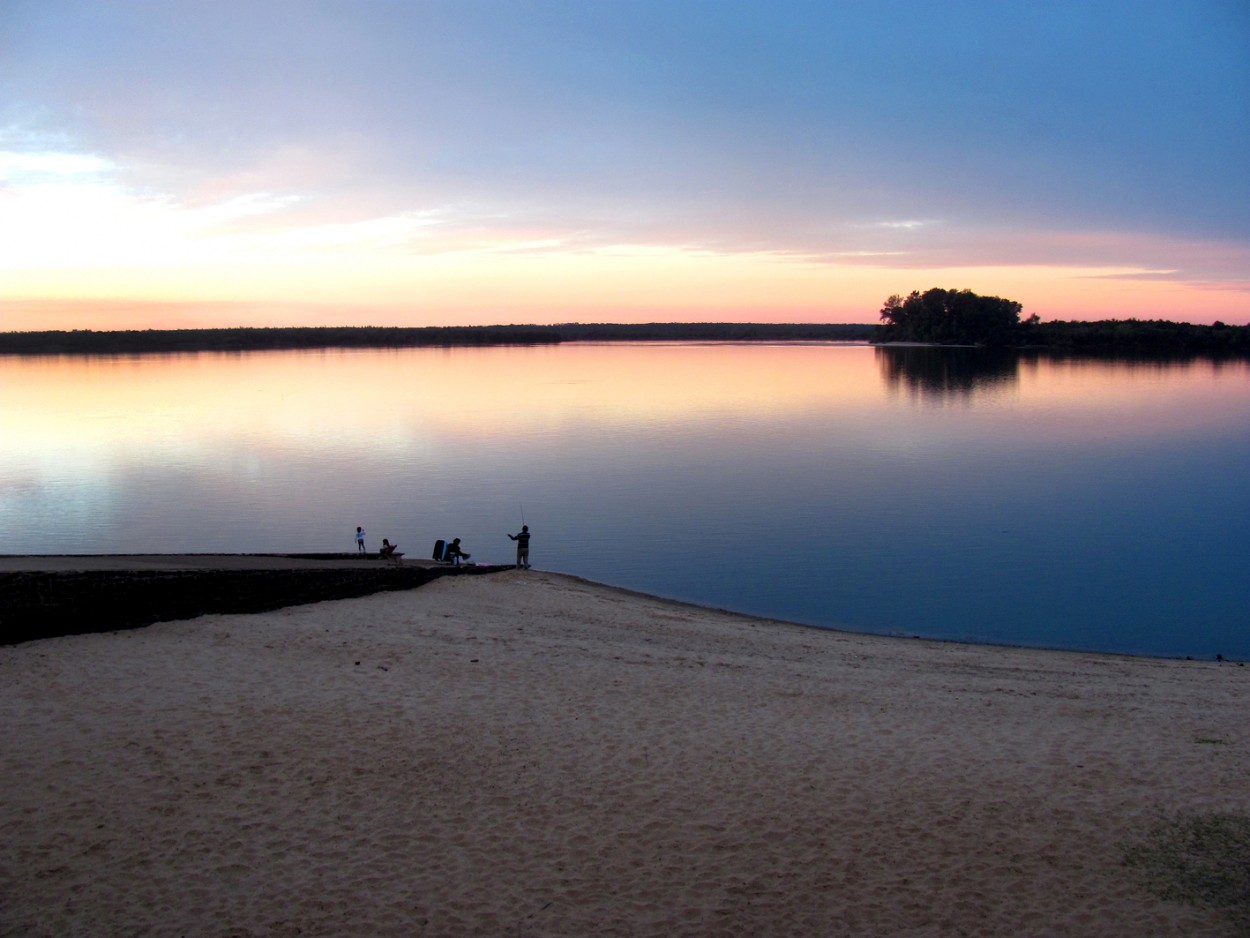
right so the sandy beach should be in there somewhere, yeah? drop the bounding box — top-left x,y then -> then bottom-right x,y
1,570 -> 1246,937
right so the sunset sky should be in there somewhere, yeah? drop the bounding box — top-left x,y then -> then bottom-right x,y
2,0 -> 1248,330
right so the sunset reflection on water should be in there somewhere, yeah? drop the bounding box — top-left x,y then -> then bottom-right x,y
2,343 -> 1247,658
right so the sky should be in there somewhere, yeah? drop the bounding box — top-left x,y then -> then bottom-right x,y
1,0 -> 1248,330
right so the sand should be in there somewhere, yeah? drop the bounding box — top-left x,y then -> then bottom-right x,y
1,570 -> 1246,937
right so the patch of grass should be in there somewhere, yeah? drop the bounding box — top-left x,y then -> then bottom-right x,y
1123,813 -> 1250,929
1196,737 -> 1231,745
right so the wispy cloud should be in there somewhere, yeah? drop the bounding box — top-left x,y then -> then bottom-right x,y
866,220 -> 934,231
182,193 -> 306,228
0,149 -> 113,181
234,212 -> 442,253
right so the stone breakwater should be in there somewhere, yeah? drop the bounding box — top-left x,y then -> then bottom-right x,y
0,558 -> 503,645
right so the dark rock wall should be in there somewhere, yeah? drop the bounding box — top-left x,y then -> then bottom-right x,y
0,566 -> 497,645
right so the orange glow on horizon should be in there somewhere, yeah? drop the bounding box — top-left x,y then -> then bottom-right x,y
3,168 -> 1246,328
2,252 -> 1246,332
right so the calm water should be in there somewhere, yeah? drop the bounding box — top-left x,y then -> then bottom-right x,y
2,343 -> 1247,659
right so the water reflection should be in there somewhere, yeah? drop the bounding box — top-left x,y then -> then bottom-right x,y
878,344 -> 1250,403
2,343 -> 1248,658
876,346 -> 1020,399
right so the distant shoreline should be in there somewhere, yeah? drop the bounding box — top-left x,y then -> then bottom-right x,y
1,320 -> 1247,356
0,323 -> 876,356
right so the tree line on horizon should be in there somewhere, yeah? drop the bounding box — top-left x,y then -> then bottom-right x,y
0,302 -> 1245,355
0,322 -> 874,355
877,288 -> 1250,355
0,325 -> 563,356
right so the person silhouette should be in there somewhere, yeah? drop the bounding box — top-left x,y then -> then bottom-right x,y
508,525 -> 531,569
446,537 -> 471,566
355,526 -> 366,553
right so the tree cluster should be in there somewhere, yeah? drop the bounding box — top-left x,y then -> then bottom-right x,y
878,288 -> 1026,346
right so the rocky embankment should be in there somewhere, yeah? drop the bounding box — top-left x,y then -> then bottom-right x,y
0,557 -> 501,644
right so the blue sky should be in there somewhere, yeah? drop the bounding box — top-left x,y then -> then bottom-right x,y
2,0 -> 1248,327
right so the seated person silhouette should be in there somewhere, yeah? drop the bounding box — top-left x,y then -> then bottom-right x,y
379,538 -> 399,559
446,537 -> 470,566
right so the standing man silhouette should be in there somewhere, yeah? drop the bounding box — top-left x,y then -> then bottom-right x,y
508,525 -> 531,569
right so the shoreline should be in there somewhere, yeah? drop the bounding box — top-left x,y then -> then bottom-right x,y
1,554 -> 1243,663
0,323 -> 878,356
2,321 -> 1245,358
523,569 -> 1246,665
1,569 -> 1246,935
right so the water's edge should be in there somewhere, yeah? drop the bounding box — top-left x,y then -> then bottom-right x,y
4,557 -> 1241,665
